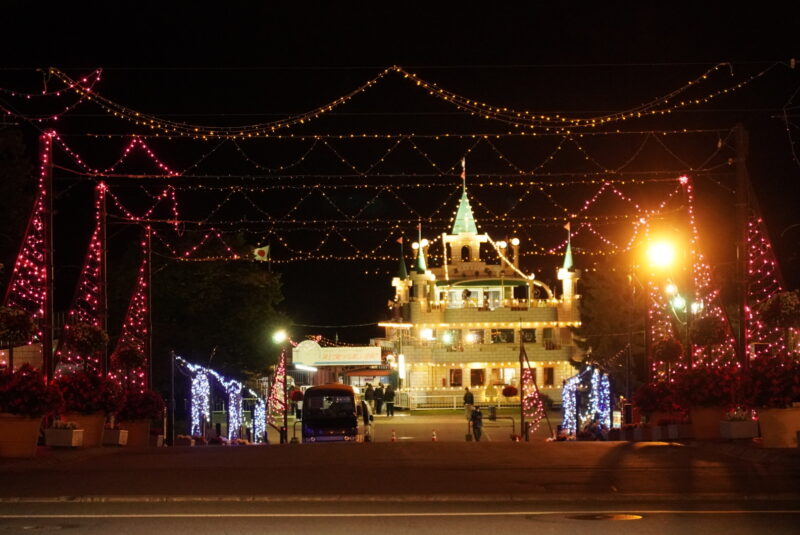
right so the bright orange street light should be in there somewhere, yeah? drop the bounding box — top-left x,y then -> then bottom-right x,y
646,240 -> 677,269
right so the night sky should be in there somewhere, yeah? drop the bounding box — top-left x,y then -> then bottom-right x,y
2,3 -> 799,344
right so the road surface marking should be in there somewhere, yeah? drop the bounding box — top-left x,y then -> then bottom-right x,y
0,510 -> 798,519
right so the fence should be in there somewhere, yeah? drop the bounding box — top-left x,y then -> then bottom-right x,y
395,391 -> 525,410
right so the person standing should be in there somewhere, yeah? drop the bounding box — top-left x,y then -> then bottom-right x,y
365,383 -> 375,411
374,383 -> 385,415
384,384 -> 396,417
360,399 -> 374,442
470,406 -> 484,442
463,387 -> 474,420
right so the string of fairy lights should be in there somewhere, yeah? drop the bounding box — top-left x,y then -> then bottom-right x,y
33,63 -> 777,138
1,64 -> 794,402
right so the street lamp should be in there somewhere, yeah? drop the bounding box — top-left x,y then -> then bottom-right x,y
646,240 -> 677,270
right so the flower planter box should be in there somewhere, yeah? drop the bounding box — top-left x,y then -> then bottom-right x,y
720,420 -> 759,440
149,434 -> 164,447
121,420 -> 151,448
690,406 -> 726,440
45,428 -> 84,448
62,413 -> 105,447
102,429 -> 128,446
758,407 -> 800,448
633,426 -> 653,441
667,423 -> 693,440
651,425 -> 670,441
0,414 -> 42,458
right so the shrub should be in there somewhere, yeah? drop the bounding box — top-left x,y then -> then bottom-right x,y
744,355 -> 800,409
0,306 -> 35,347
117,390 -> 166,421
502,385 -> 518,397
671,366 -> 738,409
690,316 -> 727,347
0,364 -> 63,417
64,323 -> 109,356
631,381 -> 677,415
652,338 -> 683,363
54,371 -> 122,415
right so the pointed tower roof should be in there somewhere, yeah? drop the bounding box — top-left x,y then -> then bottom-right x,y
415,225 -> 427,274
397,240 -> 408,279
563,239 -> 574,271
452,189 -> 479,235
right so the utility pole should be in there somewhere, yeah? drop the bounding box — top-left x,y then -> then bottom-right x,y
41,132 -> 54,382
734,124 -> 749,369
98,183 -> 108,375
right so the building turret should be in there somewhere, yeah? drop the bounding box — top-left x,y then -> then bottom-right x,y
557,224 -> 578,301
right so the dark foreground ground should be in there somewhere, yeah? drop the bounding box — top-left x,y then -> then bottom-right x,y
1,431 -> 798,534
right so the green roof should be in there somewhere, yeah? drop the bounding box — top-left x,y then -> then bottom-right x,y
451,190 -> 478,234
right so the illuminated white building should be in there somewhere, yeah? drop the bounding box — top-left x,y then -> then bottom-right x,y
377,183 -> 583,406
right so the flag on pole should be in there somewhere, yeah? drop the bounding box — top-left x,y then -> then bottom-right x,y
396,236 -> 403,244
253,245 -> 270,261
564,221 -> 571,233
460,158 -> 466,185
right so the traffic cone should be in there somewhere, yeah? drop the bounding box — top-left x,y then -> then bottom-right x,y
391,429 -> 397,442
431,430 -> 438,442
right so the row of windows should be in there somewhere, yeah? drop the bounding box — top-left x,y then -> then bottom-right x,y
421,328 -> 553,344
448,367 -> 555,388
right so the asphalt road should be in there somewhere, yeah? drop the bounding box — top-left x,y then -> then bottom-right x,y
1,500 -> 799,534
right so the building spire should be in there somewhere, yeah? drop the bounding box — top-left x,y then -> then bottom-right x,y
396,236 -> 408,279
562,222 -> 574,271
415,223 -> 426,273
452,159 -> 478,235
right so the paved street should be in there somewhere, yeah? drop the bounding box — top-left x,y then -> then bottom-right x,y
1,500 -> 800,535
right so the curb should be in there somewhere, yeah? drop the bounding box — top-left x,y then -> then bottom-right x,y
2,492 -> 800,504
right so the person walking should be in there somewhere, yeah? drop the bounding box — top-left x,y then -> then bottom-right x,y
470,405 -> 484,442
365,383 -> 375,411
374,383 -> 385,415
384,384 -> 396,417
463,387 -> 474,420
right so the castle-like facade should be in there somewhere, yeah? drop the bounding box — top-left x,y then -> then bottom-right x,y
377,184 -> 582,406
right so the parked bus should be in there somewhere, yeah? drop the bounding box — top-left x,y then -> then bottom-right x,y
301,384 -> 363,443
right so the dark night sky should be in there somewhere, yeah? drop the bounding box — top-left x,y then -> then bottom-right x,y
2,3 -> 799,343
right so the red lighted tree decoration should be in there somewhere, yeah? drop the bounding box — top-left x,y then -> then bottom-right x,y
55,183 -> 107,375
267,350 -> 287,432
109,230 -> 150,393
2,134 -> 53,346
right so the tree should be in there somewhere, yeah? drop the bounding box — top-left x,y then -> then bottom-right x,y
152,257 -> 290,381
572,263 -> 646,391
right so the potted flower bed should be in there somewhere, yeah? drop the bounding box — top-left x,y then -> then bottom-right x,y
745,354 -> 800,448
672,366 -> 738,440
719,408 -> 759,440
117,390 -> 165,448
0,364 -> 64,457
46,420 -> 84,447
54,370 -> 122,447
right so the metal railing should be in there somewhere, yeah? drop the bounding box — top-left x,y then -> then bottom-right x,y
395,391 -> 523,410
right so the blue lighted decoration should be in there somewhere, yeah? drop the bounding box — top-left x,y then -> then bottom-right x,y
176,355 -> 266,443
561,365 -> 612,437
